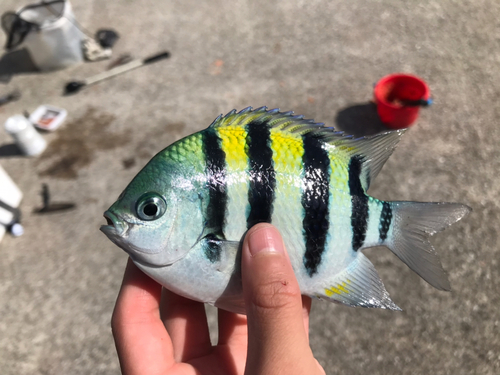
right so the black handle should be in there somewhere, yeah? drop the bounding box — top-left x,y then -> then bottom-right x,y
0,199 -> 21,225
143,51 -> 171,64
400,98 -> 433,107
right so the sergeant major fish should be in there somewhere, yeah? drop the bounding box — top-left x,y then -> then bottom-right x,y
101,107 -> 471,313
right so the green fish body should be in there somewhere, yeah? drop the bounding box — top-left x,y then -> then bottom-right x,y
101,107 -> 470,313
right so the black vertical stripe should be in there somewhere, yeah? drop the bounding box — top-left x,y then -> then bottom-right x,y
202,127 -> 227,262
348,156 -> 369,251
245,119 -> 276,228
301,133 -> 330,277
379,201 -> 392,242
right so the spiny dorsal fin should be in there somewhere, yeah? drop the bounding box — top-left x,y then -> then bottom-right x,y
208,106 -> 324,132
208,107 -> 406,190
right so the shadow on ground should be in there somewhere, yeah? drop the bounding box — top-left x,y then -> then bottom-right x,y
0,143 -> 22,157
335,102 -> 389,137
0,48 -> 39,83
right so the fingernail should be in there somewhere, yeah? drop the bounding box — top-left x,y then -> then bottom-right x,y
246,225 -> 285,256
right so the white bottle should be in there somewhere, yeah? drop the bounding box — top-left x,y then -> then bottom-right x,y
4,115 -> 47,156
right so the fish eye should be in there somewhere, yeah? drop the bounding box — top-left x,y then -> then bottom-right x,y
136,193 -> 167,221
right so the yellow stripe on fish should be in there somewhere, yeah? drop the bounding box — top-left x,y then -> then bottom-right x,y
324,280 -> 351,297
269,127 -> 304,172
217,125 -> 249,237
217,126 -> 248,171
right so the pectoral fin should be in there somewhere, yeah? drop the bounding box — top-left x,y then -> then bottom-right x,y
199,234 -> 240,273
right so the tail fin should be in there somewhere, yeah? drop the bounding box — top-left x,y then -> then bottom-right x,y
387,202 -> 471,291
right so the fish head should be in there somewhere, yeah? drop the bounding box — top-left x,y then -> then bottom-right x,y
100,156 -> 204,267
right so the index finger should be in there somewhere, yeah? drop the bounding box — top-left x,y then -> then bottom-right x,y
112,258 -> 176,375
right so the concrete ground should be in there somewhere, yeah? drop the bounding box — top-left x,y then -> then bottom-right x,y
0,0 -> 498,374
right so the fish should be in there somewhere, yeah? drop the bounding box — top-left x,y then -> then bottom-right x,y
101,107 -> 471,313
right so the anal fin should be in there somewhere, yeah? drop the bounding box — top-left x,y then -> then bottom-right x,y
316,253 -> 401,311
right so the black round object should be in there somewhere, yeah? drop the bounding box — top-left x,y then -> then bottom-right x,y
64,81 -> 84,95
95,29 -> 119,48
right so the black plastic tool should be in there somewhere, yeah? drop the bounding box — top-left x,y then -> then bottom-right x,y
34,184 -> 76,214
64,51 -> 171,95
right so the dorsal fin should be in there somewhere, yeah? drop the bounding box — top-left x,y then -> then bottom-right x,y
325,130 -> 407,190
208,107 -> 406,190
208,106 -> 325,132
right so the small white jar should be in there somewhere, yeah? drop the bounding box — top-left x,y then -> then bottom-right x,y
4,115 -> 47,156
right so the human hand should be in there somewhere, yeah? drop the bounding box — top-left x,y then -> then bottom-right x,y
112,223 -> 325,375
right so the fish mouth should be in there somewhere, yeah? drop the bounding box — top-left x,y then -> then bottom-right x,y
100,210 -> 129,237
100,207 -> 186,268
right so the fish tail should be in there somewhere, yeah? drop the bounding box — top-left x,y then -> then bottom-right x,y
386,201 -> 471,291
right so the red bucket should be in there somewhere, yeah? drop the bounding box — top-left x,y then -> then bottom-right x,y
374,73 -> 430,129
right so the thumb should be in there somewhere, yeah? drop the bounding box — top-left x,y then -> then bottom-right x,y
242,223 -> 317,374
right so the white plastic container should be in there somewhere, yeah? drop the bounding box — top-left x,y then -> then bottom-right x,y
30,105 -> 67,131
0,164 -> 23,243
17,1 -> 84,71
4,115 -> 47,156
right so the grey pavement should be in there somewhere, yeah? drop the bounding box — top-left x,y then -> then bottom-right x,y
0,0 -> 498,374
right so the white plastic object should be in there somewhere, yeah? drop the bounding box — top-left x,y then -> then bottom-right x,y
0,164 -> 23,243
9,223 -> 24,237
18,1 -> 85,71
30,105 -> 67,131
82,36 -> 112,61
4,115 -> 47,156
